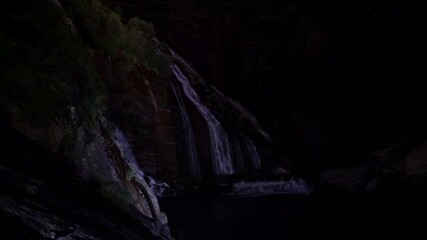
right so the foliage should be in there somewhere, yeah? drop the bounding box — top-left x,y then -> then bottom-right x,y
60,0 -> 170,77
0,66 -> 66,124
0,0 -> 106,125
61,0 -> 125,56
0,0 -> 172,127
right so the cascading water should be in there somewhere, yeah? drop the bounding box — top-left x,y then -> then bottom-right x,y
114,128 -> 145,180
231,135 -> 244,172
114,128 -> 167,220
172,64 -> 234,175
243,136 -> 261,170
170,79 -> 200,178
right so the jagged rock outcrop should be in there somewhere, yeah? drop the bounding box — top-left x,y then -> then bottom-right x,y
0,124 -> 170,240
316,137 -> 427,192
1,0 -> 282,238
0,0 -> 173,238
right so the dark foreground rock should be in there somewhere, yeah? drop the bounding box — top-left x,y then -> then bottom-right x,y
0,126 -> 171,240
316,137 -> 427,193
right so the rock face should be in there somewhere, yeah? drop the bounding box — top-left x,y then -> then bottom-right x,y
117,0 -> 426,177
0,125 -> 170,240
1,0 -> 282,238
0,0 -> 171,238
316,137 -> 427,192
2,104 -> 172,237
317,167 -> 368,192
406,140 -> 427,175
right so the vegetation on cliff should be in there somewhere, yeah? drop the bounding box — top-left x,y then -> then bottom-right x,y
0,1 -> 174,238
0,0 -> 169,127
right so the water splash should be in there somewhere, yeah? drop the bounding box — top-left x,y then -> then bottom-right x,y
146,176 -> 171,197
172,64 -> 234,175
233,179 -> 312,195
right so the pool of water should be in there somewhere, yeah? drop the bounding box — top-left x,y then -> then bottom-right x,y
160,192 -> 427,239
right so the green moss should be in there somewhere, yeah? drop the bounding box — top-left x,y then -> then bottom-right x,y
61,0 -> 170,76
0,54 -> 68,125
61,0 -> 125,56
1,0 -> 171,129
0,34 -> 15,57
0,0 -> 108,126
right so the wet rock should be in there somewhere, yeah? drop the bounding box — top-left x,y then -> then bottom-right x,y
317,167 -> 367,191
0,128 -> 172,239
266,167 -> 290,177
406,140 -> 427,175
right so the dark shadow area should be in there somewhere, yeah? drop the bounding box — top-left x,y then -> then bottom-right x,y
0,121 -> 161,240
161,191 -> 427,240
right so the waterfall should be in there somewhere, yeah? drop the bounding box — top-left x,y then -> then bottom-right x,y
114,128 -> 167,222
243,136 -> 261,170
231,135 -> 244,172
170,79 -> 200,178
114,128 -> 145,180
172,64 -> 234,175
